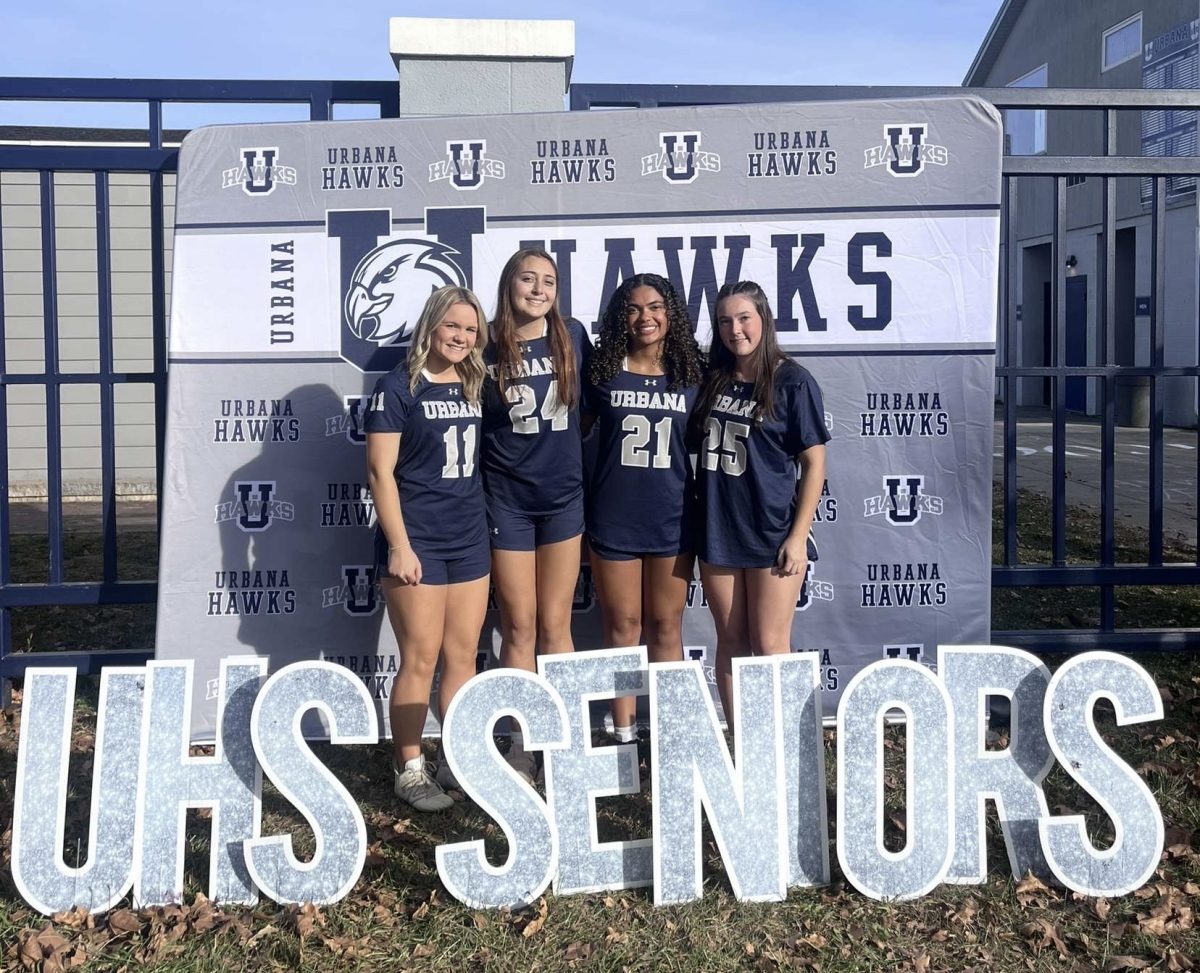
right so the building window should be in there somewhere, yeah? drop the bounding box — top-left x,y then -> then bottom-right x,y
1103,13 -> 1142,71
1005,65 -> 1048,156
1066,175 -> 1087,187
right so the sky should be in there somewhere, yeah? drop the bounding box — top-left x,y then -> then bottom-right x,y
0,0 -> 1002,129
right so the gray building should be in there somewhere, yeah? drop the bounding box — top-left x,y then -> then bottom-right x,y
965,0 -> 1200,426
1,130 -> 174,497
1,18 -> 572,499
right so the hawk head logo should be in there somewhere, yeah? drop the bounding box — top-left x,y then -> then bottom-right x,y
343,239 -> 466,366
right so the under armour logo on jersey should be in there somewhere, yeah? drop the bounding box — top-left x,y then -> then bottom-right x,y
221,147 -> 298,196
884,643 -> 925,663
449,388 -> 460,396
429,140 -> 506,190
643,378 -> 657,387
641,131 -> 721,184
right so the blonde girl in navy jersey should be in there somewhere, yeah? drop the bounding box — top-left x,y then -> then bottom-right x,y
693,280 -> 829,731
482,249 -> 592,780
585,273 -> 703,742
366,285 -> 490,812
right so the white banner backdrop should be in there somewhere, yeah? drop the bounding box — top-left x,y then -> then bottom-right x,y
155,97 -> 1002,741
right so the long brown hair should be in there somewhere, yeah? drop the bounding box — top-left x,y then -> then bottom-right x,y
490,248 -> 579,407
694,280 -> 792,431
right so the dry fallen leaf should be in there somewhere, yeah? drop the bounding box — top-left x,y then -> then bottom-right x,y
1014,871 -> 1051,905
106,910 -> 142,936
1105,956 -> 1152,971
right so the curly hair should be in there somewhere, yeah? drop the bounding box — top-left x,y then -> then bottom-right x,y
490,248 -> 580,408
589,273 -> 704,392
406,286 -> 489,404
694,280 -> 793,430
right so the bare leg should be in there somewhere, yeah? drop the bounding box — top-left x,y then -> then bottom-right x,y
591,553 -> 644,733
492,548 -> 538,673
382,579 -> 447,764
535,534 -> 582,655
436,574 -> 491,722
745,566 -> 805,655
642,552 -> 693,664
699,561 -> 748,729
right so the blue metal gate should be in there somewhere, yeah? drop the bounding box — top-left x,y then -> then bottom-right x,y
0,78 -> 399,690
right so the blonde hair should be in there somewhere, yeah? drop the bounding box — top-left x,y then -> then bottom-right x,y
406,286 -> 489,403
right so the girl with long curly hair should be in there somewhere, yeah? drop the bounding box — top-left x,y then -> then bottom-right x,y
693,280 -> 829,732
481,248 -> 592,781
365,285 -> 490,811
586,273 -> 704,742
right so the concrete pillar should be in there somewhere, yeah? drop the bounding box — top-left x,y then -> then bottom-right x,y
389,17 -> 574,116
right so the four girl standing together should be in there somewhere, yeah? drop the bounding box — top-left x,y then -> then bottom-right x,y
365,249 -> 829,812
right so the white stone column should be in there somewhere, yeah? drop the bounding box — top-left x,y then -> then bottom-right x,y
389,17 -> 575,116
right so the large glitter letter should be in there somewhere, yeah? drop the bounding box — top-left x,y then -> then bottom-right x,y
134,658 -> 266,906
836,660 -> 952,901
244,662 -> 379,904
541,648 -> 652,894
1040,652 -> 1164,896
12,667 -> 144,914
778,653 -> 831,887
651,659 -> 787,905
436,670 -> 568,908
941,645 -> 1053,883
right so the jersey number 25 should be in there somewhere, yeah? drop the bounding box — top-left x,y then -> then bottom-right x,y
702,418 -> 749,476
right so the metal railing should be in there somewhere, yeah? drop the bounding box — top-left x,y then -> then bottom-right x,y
572,84 -> 1200,653
0,78 -> 400,688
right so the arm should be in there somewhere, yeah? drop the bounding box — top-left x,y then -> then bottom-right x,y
776,443 -> 826,577
366,431 -> 422,585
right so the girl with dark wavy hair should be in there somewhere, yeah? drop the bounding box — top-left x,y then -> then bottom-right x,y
693,280 -> 830,731
585,273 -> 703,742
481,248 -> 592,781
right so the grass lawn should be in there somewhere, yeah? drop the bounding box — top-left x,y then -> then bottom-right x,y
1,490 -> 1198,971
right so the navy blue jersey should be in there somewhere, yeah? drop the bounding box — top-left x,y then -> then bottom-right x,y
364,366 -> 486,558
696,360 -> 831,567
481,319 -> 592,515
584,369 -> 698,555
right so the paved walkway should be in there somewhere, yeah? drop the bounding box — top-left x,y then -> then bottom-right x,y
7,499 -> 158,534
993,415 -> 1197,543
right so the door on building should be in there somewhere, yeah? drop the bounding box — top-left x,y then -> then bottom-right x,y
1044,277 -> 1089,412
1065,276 -> 1087,412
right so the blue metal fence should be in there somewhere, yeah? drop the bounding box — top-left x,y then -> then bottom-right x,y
570,83 -> 1200,653
2,78 -> 1199,692
0,78 -> 399,687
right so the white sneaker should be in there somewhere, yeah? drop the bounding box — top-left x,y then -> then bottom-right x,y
394,756 -> 453,812
505,746 -> 537,786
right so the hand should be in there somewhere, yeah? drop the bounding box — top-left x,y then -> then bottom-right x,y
775,534 -> 808,578
388,545 -> 422,586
